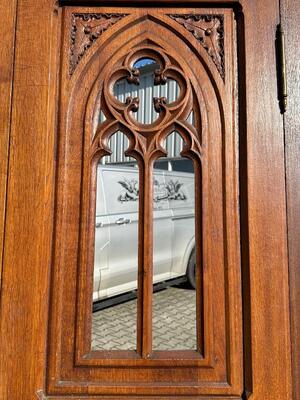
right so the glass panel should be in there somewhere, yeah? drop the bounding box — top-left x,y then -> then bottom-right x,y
152,132 -> 197,350
100,130 -> 135,165
92,132 -> 138,351
187,110 -> 195,127
113,58 -> 180,124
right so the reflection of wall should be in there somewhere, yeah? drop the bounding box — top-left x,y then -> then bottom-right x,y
100,64 -> 194,164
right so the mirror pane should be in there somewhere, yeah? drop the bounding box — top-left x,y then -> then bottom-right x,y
152,132 -> 197,350
92,71 -> 197,352
92,132 -> 138,351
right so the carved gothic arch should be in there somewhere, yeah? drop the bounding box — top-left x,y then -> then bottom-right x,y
46,6 -> 243,396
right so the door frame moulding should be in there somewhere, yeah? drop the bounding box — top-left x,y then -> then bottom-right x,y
281,0 -> 300,399
0,0 -> 292,399
46,6 -> 243,396
0,0 -> 18,293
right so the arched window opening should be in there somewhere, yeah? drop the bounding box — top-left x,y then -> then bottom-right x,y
152,132 -> 198,351
91,130 -> 139,351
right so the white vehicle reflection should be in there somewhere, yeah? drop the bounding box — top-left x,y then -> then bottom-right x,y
93,160 -> 196,302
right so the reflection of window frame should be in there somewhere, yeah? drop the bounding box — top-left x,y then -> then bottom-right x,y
107,157 -> 195,173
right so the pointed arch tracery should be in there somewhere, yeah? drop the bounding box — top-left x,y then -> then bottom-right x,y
85,35 -> 206,357
47,5 -> 244,396
91,44 -> 203,161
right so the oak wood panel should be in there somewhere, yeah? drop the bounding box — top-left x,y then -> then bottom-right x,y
61,0 -> 240,4
0,0 -> 293,399
37,393 -> 242,400
0,1 -> 59,399
0,0 -> 17,289
38,395 -> 242,400
242,0 -> 292,398
281,1 -> 300,398
74,13 -> 222,364
46,7 -> 242,397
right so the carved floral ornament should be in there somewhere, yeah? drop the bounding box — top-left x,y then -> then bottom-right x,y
69,13 -> 128,75
91,46 -> 202,162
169,14 -> 225,80
69,13 -> 224,80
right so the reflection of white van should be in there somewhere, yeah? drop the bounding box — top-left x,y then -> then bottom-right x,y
93,165 -> 196,301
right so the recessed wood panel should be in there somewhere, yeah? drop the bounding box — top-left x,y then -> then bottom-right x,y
47,6 -> 243,397
0,1 -> 292,399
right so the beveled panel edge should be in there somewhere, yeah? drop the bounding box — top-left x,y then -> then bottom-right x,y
70,9 -> 236,371
0,0 -> 18,293
38,391 -> 242,400
47,7 -> 240,390
59,0 -> 240,4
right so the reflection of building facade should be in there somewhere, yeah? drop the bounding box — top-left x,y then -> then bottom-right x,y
98,62 -> 194,165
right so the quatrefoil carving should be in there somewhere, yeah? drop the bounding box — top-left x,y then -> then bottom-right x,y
102,46 -> 193,135
91,45 -> 202,163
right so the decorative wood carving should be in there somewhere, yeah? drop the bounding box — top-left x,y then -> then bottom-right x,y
69,13 -> 127,75
93,45 -> 200,156
1,2 -> 293,399
47,7 -> 243,397
169,14 -> 225,80
87,44 -> 203,366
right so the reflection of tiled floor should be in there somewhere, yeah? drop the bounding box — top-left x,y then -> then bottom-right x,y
92,286 -> 196,351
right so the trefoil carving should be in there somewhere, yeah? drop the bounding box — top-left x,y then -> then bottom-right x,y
169,14 -> 225,80
69,13 -> 127,75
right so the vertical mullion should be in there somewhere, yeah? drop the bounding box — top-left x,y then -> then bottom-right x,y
137,157 -> 153,358
195,160 -> 204,355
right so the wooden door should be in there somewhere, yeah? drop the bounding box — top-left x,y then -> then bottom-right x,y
0,1 -> 292,399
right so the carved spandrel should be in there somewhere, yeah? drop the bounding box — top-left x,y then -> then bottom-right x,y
69,13 -> 127,76
169,14 -> 225,80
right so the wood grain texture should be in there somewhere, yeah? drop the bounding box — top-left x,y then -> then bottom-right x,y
42,395 -> 242,400
61,0 -> 240,3
241,0 -> 292,398
46,7 -> 242,396
0,0 -> 17,291
0,0 -> 59,398
38,394 -> 242,400
281,1 -> 300,398
0,0 -> 293,399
